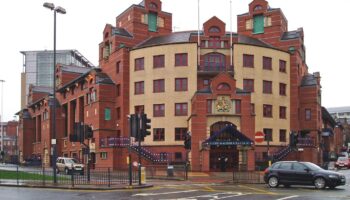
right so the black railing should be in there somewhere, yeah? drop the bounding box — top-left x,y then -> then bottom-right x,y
0,165 -> 138,187
198,65 -> 234,72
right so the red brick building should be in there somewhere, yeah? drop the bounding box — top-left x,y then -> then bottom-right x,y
18,0 -> 343,171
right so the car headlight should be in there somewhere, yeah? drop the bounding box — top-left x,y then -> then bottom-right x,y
328,174 -> 339,179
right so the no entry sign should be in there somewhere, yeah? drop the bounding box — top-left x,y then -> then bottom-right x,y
255,131 -> 265,143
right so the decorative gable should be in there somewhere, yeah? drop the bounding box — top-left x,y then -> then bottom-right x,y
203,16 -> 226,37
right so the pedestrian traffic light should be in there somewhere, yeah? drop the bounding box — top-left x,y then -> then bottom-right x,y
69,134 -> 79,142
184,132 -> 191,150
141,113 -> 151,138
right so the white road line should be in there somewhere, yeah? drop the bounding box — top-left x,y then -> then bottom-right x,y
132,190 -> 198,196
211,193 -> 252,200
276,195 -> 299,200
175,192 -> 246,200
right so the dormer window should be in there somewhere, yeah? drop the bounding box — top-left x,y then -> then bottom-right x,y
209,26 -> 220,33
253,15 -> 264,34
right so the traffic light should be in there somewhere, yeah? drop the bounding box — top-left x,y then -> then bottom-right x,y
140,113 -> 151,138
129,114 -> 139,138
84,125 -> 93,139
184,132 -> 191,150
69,134 -> 79,142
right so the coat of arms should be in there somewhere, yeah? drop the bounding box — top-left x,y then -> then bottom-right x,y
215,96 -> 231,112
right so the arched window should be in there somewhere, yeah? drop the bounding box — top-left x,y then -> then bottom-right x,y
217,83 -> 231,91
254,5 -> 263,11
149,3 -> 158,9
209,26 -> 220,33
204,53 -> 226,71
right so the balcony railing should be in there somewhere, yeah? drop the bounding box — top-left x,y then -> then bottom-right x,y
198,65 -> 234,73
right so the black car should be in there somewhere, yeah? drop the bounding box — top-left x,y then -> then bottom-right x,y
264,161 -> 346,189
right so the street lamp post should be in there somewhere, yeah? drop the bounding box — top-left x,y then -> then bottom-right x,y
0,79 -> 5,160
43,2 -> 66,184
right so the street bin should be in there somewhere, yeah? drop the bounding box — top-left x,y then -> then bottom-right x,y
141,167 -> 146,184
167,165 -> 174,177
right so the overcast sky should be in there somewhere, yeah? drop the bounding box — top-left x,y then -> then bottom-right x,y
0,0 -> 349,121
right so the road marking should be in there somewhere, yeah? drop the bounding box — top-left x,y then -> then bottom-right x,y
276,195 -> 299,200
132,190 -> 198,196
174,192 -> 248,200
238,185 -> 277,195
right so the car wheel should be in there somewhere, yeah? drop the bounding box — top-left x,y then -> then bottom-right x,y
56,168 -> 60,174
64,168 -> 70,175
268,176 -> 279,188
314,177 -> 326,189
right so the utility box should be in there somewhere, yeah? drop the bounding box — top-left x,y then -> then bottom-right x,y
167,165 -> 174,177
141,167 -> 146,184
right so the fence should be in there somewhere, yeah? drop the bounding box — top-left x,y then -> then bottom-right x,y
0,165 -> 138,187
232,171 -> 265,184
145,164 -> 187,180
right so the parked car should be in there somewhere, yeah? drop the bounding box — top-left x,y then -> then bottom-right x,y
264,161 -> 346,189
335,157 -> 350,169
56,157 -> 84,175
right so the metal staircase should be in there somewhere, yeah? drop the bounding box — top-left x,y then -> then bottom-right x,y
99,137 -> 173,164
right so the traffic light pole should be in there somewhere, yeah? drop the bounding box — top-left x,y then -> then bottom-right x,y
138,114 -> 142,186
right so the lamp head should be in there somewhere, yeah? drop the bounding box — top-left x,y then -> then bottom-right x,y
43,2 -> 55,10
55,6 -> 66,14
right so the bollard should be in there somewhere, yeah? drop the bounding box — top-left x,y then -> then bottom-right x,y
108,168 -> 111,187
42,166 -> 45,186
71,171 -> 74,187
16,165 -> 19,185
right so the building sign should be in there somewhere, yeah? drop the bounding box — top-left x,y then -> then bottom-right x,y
203,141 -> 253,146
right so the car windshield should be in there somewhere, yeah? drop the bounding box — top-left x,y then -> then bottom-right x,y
337,157 -> 347,161
66,159 -> 79,164
302,162 -> 322,171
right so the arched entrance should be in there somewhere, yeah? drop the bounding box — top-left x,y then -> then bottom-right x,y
206,121 -> 253,172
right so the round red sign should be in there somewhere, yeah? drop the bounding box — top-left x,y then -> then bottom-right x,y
255,131 -> 265,143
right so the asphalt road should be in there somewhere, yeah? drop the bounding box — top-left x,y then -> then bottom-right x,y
1,168 -> 350,200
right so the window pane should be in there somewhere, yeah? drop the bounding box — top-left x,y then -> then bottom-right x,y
105,108 -> 111,120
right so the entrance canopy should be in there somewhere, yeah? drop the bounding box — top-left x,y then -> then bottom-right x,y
203,125 -> 253,146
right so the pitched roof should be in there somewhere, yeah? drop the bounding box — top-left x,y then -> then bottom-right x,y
300,74 -> 317,87
281,30 -> 302,40
112,27 -> 133,38
31,86 -> 52,94
134,31 -> 193,48
60,64 -> 92,74
237,34 -> 273,48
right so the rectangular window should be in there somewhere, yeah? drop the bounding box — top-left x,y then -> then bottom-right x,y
253,15 -> 264,34
263,104 -> 273,118
279,60 -> 287,73
100,152 -> 107,160
263,80 -> 272,94
134,81 -> 144,95
263,56 -> 272,70
305,109 -> 311,120
207,100 -> 212,114
175,152 -> 182,160
116,61 -> 120,74
153,55 -> 165,68
175,103 -> 188,116
116,84 -> 121,97
263,128 -> 273,142
243,79 -> 254,92
154,104 -> 165,117
279,129 -> 287,142
116,107 -> 121,120
153,128 -> 165,141
203,79 -> 210,87
135,105 -> 144,114
175,78 -> 188,91
175,53 -> 188,66
135,57 -> 144,71
175,128 -> 187,141
104,108 -> 111,121
279,106 -> 286,119
279,83 -> 286,96
235,100 -> 241,114
153,79 -> 165,93
251,103 -> 255,115
243,54 -> 254,68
